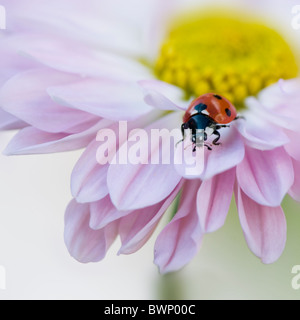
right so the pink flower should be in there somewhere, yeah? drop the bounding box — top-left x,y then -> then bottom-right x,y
1,0 -> 300,273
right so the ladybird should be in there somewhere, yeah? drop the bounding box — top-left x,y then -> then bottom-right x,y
181,93 -> 240,151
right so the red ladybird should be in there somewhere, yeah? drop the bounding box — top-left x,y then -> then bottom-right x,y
181,93 -> 239,150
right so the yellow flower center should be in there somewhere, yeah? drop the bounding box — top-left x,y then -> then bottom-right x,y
155,12 -> 298,109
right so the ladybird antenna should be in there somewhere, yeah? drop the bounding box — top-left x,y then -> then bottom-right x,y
175,139 -> 184,148
234,115 -> 245,121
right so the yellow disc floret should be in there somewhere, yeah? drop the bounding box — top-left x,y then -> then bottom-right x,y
155,12 -> 298,109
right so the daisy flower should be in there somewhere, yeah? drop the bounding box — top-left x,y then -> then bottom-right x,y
1,0 -> 300,273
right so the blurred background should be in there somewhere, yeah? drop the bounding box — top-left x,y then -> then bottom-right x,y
0,130 -> 300,300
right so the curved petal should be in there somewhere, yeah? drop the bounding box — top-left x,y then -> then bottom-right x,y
0,36 -> 37,87
18,34 -> 152,81
201,127 -> 244,180
154,179 -> 202,274
236,146 -> 294,207
174,127 -> 245,180
64,200 -> 118,263
0,68 -> 97,133
197,169 -> 235,233
245,96 -> 300,131
138,80 -> 186,111
90,195 -> 132,230
3,120 -> 109,155
258,78 -> 300,110
134,0 -> 175,61
0,108 -> 27,130
289,158 -> 300,202
48,79 -> 154,121
71,140 -> 109,203
3,0 -> 143,56
118,181 -> 183,255
284,129 -> 300,161
235,186 -> 286,264
108,112 -> 182,210
72,113 -> 162,204
234,112 -> 289,150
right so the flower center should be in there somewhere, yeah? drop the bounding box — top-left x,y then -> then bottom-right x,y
155,13 -> 298,109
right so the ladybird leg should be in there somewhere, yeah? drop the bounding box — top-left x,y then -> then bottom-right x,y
212,130 -> 221,145
204,144 -> 212,151
234,115 -> 245,121
195,143 -> 212,152
215,125 -> 230,130
191,130 -> 197,152
175,124 -> 186,147
181,123 -> 185,138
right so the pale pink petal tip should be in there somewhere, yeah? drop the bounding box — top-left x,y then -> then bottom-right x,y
237,147 -> 294,207
236,186 -> 286,264
154,180 -> 202,274
138,79 -> 186,111
118,181 -> 183,255
64,200 -> 118,263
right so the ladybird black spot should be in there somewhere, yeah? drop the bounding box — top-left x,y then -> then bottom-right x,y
225,108 -> 231,117
213,94 -> 222,100
195,103 -> 207,112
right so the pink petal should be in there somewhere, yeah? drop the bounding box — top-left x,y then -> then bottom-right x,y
4,0 -> 143,56
289,158 -> 300,202
258,78 -> 300,110
64,200 -> 118,263
174,127 -> 244,180
0,68 -> 97,133
236,186 -> 287,264
141,0 -> 175,62
234,112 -> 289,150
48,78 -> 153,121
107,112 -> 182,210
3,120 -> 109,155
18,34 -> 151,81
245,96 -> 299,131
0,108 -> 27,130
138,80 -> 186,111
202,127 -> 245,180
118,181 -> 183,255
71,139 -> 109,203
154,180 -> 202,274
197,169 -> 235,233
72,114 -> 162,204
0,36 -> 37,87
236,146 -> 294,207
284,129 -> 300,161
90,195 -> 132,230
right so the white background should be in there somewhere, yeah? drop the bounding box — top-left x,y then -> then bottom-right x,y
0,131 -> 159,300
